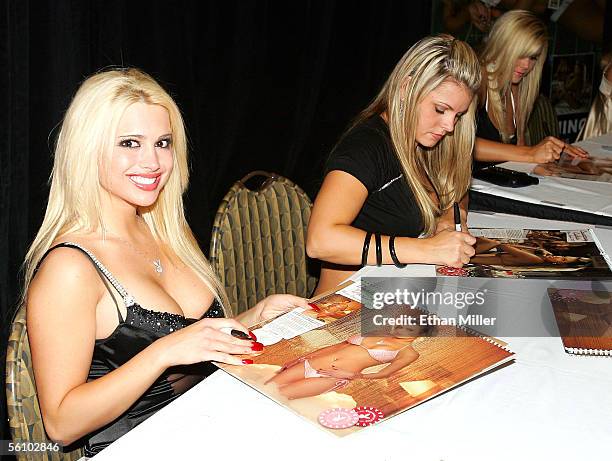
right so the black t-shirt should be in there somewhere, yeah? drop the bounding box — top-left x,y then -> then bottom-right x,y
325,116 -> 424,237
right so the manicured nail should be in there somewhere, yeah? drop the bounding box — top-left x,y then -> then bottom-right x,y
251,342 -> 264,352
249,331 -> 257,341
241,359 -> 253,365
308,303 -> 321,312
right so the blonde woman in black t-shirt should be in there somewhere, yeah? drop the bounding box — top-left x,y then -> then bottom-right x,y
307,34 -> 480,294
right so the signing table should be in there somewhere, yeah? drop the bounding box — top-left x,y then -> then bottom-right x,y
92,213 -> 612,461
470,133 -> 612,225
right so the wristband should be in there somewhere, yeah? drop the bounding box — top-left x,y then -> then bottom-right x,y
374,233 -> 382,267
361,232 -> 373,266
389,235 -> 407,268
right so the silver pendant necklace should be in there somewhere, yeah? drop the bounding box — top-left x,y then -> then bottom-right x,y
152,258 -> 163,274
105,228 -> 164,275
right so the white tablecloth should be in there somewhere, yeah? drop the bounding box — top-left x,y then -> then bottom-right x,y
471,133 -> 612,217
93,213 -> 612,461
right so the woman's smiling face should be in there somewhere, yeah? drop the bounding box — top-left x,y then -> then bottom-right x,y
99,102 -> 174,208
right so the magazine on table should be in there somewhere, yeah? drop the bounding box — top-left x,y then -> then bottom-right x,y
217,282 -> 514,435
437,228 -> 612,280
548,288 -> 612,357
533,152 -> 612,184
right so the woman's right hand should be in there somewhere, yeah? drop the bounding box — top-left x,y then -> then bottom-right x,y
424,229 -> 476,267
154,318 -> 261,368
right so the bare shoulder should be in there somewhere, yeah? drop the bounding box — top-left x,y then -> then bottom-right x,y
27,241 -> 104,320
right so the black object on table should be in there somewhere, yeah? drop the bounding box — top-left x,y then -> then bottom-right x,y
469,190 -> 612,226
473,166 -> 539,188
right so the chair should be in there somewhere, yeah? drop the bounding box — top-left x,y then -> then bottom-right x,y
526,94 -> 559,146
210,171 -> 319,315
6,305 -> 84,461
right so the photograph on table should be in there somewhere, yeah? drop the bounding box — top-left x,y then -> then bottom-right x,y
533,152 -> 612,183
436,228 -> 612,279
218,303 -> 514,436
309,293 -> 363,322
548,287 -> 612,356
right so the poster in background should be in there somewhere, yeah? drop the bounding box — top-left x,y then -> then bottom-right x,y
550,54 -> 594,141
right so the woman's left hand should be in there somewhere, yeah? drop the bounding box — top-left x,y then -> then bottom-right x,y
249,294 -> 311,323
317,367 -> 358,379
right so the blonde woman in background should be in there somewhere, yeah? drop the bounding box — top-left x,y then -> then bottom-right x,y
578,48 -> 612,141
307,34 -> 479,294
23,68 -> 309,456
474,10 -> 588,166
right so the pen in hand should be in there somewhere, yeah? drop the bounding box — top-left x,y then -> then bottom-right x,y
454,202 -> 462,232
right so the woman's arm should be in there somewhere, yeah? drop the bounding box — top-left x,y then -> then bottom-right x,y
496,243 -> 543,265
236,294 -> 310,327
28,248 -> 255,446
355,348 -> 419,379
475,137 -> 588,163
306,171 -> 475,267
473,236 -> 502,254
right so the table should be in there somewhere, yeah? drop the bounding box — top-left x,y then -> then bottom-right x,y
470,133 -> 612,225
92,213 -> 612,461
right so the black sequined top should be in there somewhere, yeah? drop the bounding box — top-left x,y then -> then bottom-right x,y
38,243 -> 225,456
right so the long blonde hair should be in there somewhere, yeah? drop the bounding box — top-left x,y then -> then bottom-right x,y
578,51 -> 612,140
22,68 -> 231,314
353,34 -> 480,235
481,10 -> 548,144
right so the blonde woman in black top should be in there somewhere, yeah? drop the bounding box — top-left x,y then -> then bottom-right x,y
307,35 -> 480,294
474,10 -> 588,165
23,68 -> 309,455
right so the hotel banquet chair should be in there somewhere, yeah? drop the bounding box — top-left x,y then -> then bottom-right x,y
209,171 -> 318,315
6,305 -> 84,461
526,94 -> 559,146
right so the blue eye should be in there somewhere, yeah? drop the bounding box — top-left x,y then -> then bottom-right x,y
435,107 -> 445,114
119,139 -> 140,148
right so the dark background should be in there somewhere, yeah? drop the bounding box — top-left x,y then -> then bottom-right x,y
0,0 -> 432,444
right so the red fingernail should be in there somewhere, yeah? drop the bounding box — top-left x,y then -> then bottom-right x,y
308,303 -> 321,312
241,359 -> 253,365
249,331 -> 257,341
251,342 -> 264,351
